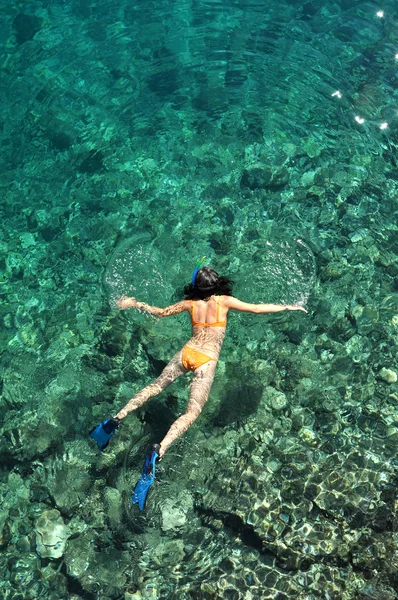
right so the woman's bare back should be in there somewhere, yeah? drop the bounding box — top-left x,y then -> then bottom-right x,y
186,295 -> 227,360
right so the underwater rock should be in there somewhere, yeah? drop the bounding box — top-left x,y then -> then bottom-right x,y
252,359 -> 276,386
127,583 -> 159,600
320,260 -> 346,280
13,13 -> 43,45
9,553 -> 41,589
0,410 -> 59,462
359,584 -> 396,600
35,509 -> 71,559
5,252 -> 25,279
78,150 -> 105,174
161,491 -> 194,532
141,583 -> 159,599
349,228 -> 370,243
125,592 -> 143,600
345,334 -> 370,363
240,166 -> 288,191
161,500 -> 187,531
301,170 -> 316,186
44,442 -> 92,515
0,512 -> 11,549
352,304 -> 379,335
40,563 -> 69,596
263,386 -> 287,411
64,532 -> 94,580
65,531 -> 130,595
152,539 -> 185,566
379,368 -> 397,384
303,137 -> 322,158
104,487 -> 123,528
298,426 -> 317,445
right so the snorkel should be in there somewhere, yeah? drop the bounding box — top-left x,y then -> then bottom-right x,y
192,257 -> 206,286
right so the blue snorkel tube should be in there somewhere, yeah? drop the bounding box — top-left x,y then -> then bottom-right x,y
192,256 -> 206,286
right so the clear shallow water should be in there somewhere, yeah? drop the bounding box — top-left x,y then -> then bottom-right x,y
1,0 -> 398,598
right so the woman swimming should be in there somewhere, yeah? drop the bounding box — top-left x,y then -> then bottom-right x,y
90,264 -> 307,509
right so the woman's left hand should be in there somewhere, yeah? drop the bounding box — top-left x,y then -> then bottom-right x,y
117,295 -> 137,309
287,304 -> 308,313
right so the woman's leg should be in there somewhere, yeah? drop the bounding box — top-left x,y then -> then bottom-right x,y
159,359 -> 217,458
116,351 -> 186,420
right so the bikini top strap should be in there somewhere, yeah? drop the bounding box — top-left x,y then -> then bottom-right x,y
216,295 -> 221,321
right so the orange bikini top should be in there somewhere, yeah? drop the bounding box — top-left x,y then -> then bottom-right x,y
191,296 -> 227,327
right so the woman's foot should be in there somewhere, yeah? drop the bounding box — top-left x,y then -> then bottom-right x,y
132,444 -> 161,510
89,417 -> 120,451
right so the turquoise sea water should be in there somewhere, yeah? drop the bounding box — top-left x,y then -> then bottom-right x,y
1,0 -> 398,598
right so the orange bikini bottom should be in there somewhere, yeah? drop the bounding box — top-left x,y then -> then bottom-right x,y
181,346 -> 217,372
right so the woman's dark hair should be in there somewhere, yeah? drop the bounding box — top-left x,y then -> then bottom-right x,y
184,267 -> 233,300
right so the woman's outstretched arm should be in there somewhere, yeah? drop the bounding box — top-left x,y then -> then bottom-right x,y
224,296 -> 307,314
116,296 -> 190,317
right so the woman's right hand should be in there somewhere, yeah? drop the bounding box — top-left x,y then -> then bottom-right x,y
117,295 -> 137,310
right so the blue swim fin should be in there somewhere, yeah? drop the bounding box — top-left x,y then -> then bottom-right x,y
89,418 -> 119,451
132,444 -> 161,510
